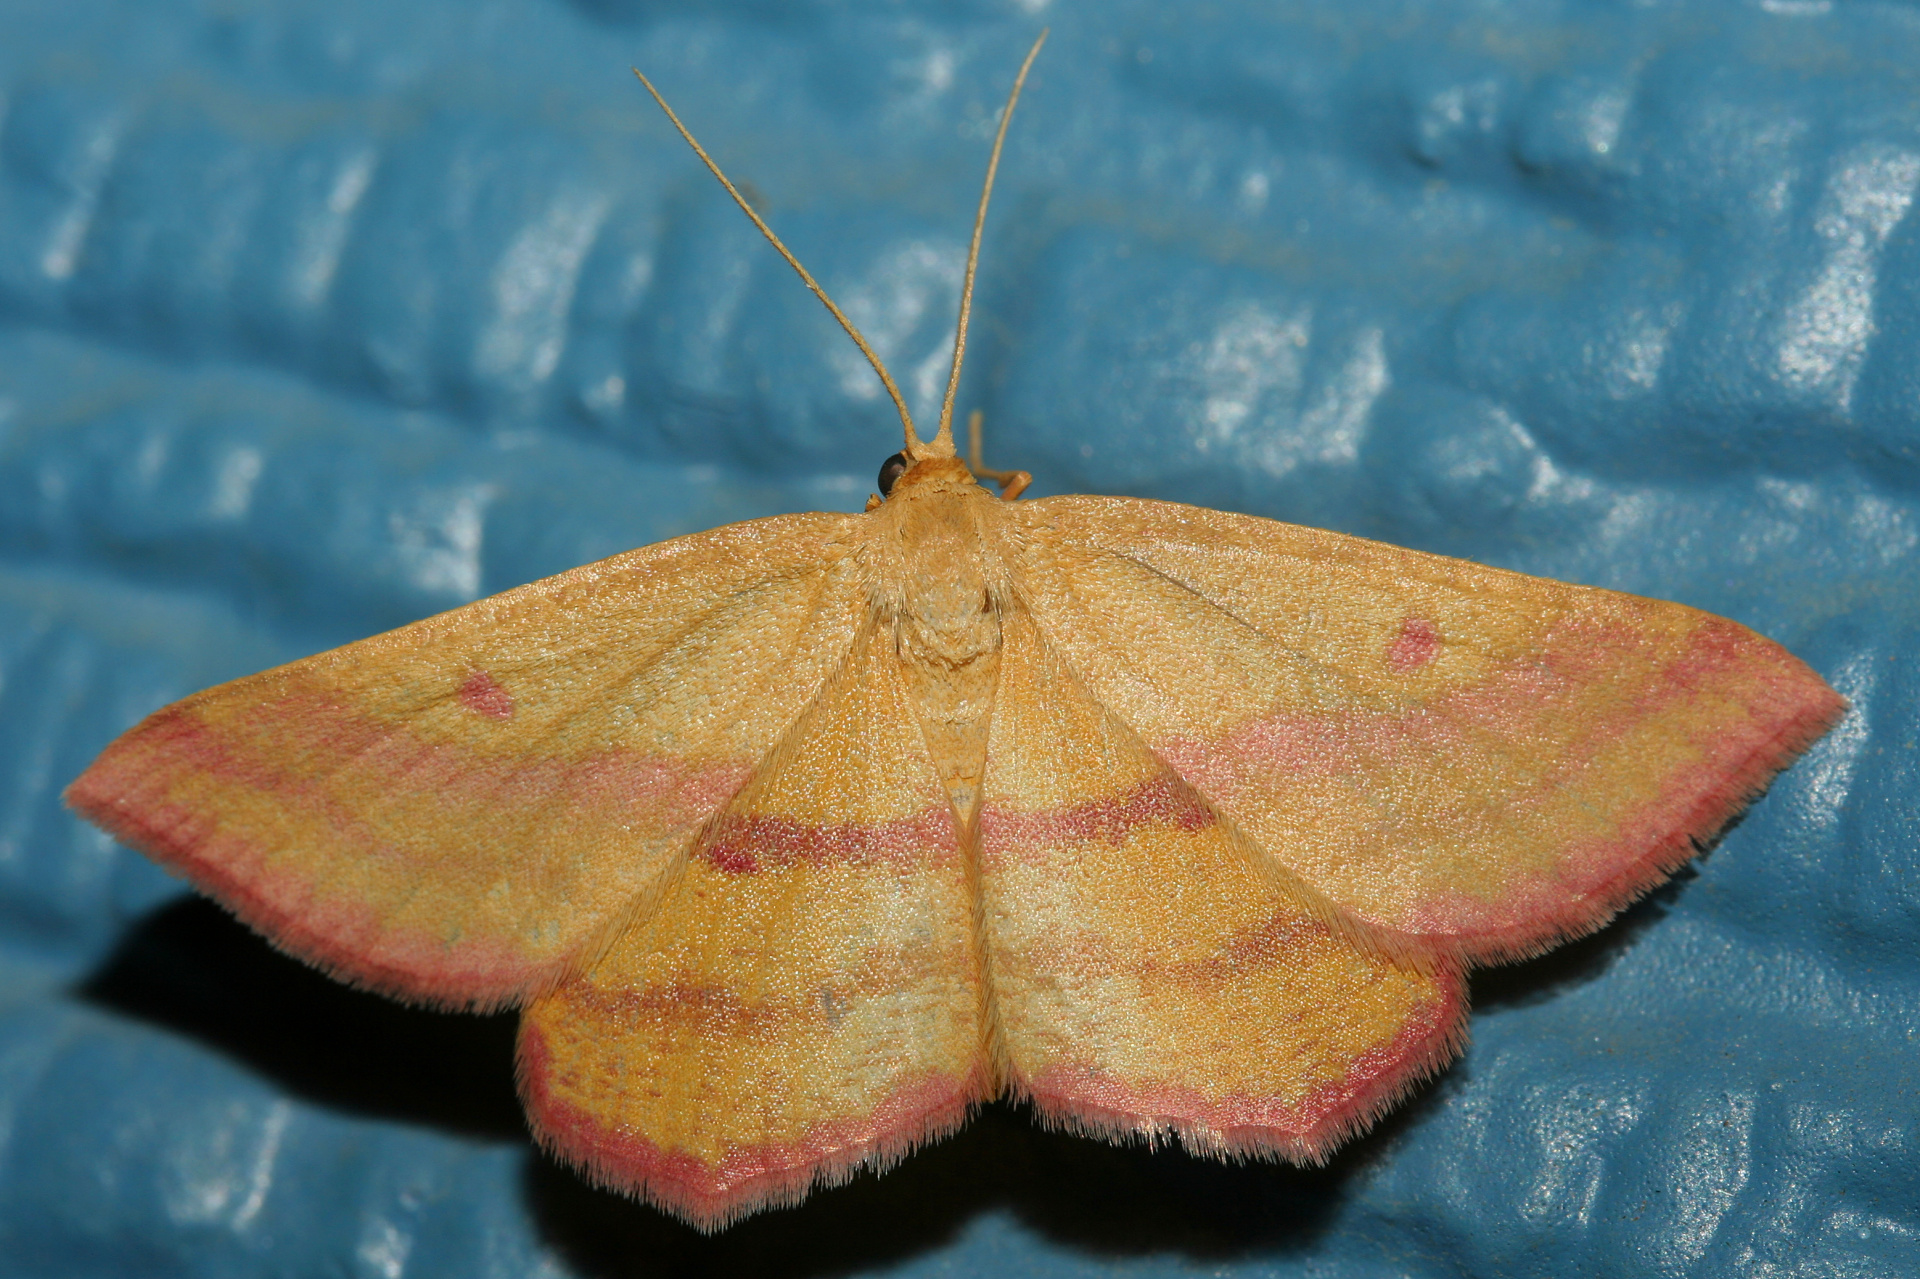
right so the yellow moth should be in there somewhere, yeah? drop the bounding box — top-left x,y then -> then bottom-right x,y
66,31 -> 1843,1230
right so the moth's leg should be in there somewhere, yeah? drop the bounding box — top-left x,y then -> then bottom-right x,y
968,409 -> 1033,500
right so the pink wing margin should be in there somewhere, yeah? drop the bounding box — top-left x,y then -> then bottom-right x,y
67,512 -> 865,1011
1010,495 -> 1847,966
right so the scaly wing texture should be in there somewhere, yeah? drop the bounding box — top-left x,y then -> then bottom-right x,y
1010,496 -> 1846,963
978,608 -> 1465,1161
518,617 -> 986,1230
66,513 -> 864,1009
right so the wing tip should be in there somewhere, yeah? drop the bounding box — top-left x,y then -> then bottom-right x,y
1437,653 -> 1850,967
516,1025 -> 984,1231
67,720 -> 537,1014
1009,964 -> 1469,1166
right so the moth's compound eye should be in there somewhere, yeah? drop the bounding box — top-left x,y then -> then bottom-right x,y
877,452 -> 909,497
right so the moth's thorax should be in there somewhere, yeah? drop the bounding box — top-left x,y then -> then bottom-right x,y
858,459 -> 1011,828
861,463 -> 1010,646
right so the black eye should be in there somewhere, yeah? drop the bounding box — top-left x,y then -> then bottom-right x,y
877,452 -> 908,497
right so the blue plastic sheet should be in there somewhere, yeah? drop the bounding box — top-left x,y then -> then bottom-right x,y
1,1 -> 1915,1274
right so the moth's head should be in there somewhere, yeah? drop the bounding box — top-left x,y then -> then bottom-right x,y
876,451 -> 977,501
869,408 -> 1029,509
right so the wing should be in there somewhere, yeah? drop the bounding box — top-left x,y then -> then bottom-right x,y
66,513 -> 865,1010
1008,496 -> 1845,963
978,609 -> 1464,1161
518,617 -> 986,1230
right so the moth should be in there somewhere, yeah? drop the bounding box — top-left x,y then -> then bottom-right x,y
67,32 -> 1844,1231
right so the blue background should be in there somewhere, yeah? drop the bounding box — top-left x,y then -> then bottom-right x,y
0,1 -> 1915,1275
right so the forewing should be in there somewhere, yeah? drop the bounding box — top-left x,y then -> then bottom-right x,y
1010,496 -> 1845,962
979,609 -> 1464,1161
518,617 -> 985,1230
67,513 -> 865,1009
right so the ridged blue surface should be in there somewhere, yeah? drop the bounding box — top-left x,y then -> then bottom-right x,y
0,1 -> 1915,1275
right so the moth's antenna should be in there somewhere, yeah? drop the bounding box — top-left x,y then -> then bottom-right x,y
631,67 -> 924,451
933,28 -> 1049,457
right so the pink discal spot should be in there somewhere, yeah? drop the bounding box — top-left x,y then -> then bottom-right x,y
459,671 -> 515,720
1386,617 -> 1439,673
